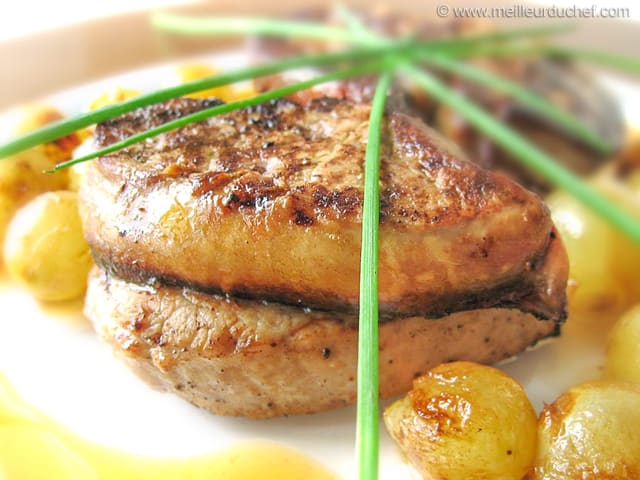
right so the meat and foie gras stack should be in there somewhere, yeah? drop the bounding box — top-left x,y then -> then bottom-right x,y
80,96 -> 568,419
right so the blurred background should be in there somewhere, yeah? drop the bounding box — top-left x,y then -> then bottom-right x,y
0,0 -> 638,109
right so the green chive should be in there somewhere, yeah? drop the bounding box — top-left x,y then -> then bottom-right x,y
51,60 -> 395,171
338,8 -> 612,154
460,44 -> 640,75
334,5 -> 372,39
546,46 -> 640,74
154,10 -> 574,56
333,5 -> 574,52
332,8 -> 640,245
152,11 -> 367,43
357,69 -> 392,480
0,45 -> 412,160
334,6 -> 610,153
402,64 -> 640,243
419,54 -> 613,154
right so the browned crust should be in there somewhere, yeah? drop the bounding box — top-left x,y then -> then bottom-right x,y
91,97 -> 537,228
85,267 -> 559,418
80,97 -> 567,320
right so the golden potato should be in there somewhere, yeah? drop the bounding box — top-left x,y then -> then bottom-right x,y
534,381 -> 640,479
547,189 -> 635,313
548,162 -> 640,315
173,63 -> 234,101
4,191 -> 92,301
0,149 -> 69,251
0,105 -> 83,260
13,104 -> 65,135
384,361 -> 537,480
591,168 -> 640,303
13,105 -> 84,161
605,305 -> 640,384
230,84 -> 259,101
88,86 -> 139,111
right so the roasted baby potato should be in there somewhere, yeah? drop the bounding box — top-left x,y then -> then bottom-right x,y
4,191 -> 92,301
534,381 -> 640,479
591,167 -> 640,304
0,106 -> 81,260
605,305 -> 640,384
88,86 -> 139,111
173,64 -> 234,101
547,188 -> 636,313
0,149 -> 69,254
548,158 -> 640,315
384,361 -> 537,480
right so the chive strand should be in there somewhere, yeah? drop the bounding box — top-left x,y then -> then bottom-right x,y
335,3 -> 608,153
356,69 -> 392,480
335,9 -> 640,245
51,60 -> 394,171
546,46 -> 640,74
419,54 -> 612,154
0,45 -> 411,159
154,11 -> 574,51
334,5 -> 372,39
2,18 -> 577,161
152,12 -> 365,43
335,3 -> 610,154
402,64 -> 640,243
457,44 -> 640,75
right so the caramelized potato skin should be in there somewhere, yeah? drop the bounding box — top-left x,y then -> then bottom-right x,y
534,381 -> 640,479
384,361 -> 537,480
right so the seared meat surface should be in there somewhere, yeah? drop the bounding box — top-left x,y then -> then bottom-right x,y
250,8 -> 625,192
86,267 -> 560,418
80,97 -> 567,321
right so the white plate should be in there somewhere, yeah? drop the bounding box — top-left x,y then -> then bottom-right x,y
0,52 -> 639,480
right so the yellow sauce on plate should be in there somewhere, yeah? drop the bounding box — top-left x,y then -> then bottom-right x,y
0,374 -> 337,480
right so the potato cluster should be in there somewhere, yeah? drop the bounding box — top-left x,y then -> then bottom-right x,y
0,106 -> 76,251
385,359 -> 640,480
1,106 -> 91,301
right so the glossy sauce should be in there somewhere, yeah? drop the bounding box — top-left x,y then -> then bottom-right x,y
0,374 -> 337,480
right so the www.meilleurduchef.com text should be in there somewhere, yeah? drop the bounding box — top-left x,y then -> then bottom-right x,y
435,4 -> 631,19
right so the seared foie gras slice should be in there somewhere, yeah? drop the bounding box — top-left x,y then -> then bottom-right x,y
86,267 -> 560,419
80,97 -> 567,320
